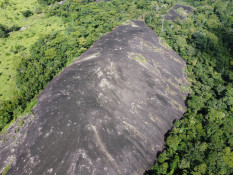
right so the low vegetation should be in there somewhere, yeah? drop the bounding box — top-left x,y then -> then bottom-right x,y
0,0 -> 65,101
0,0 -> 232,174
2,163 -> 11,175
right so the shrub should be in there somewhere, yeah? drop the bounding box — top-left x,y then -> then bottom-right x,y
0,24 -> 9,38
21,10 -> 33,17
9,25 -> 20,32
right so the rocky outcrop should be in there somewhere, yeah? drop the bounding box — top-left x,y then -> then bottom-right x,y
164,4 -> 194,21
0,21 -> 188,175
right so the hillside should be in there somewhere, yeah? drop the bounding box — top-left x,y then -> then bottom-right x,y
0,0 -> 233,174
0,21 -> 187,175
0,0 -> 65,100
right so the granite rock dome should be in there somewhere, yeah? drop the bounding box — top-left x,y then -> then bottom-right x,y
0,21 -> 188,175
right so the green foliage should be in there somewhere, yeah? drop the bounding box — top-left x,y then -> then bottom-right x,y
37,0 -> 61,5
16,33 -> 76,101
24,100 -> 38,114
0,0 -> 66,100
9,25 -> 20,32
1,163 -> 11,175
145,0 -> 233,174
0,24 -> 9,38
0,24 -> 20,38
21,10 -> 33,17
0,0 -> 9,9
167,135 -> 180,151
222,147 -> 233,168
0,97 -> 24,130
18,119 -> 24,128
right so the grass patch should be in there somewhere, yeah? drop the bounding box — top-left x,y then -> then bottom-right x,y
23,99 -> 38,114
0,0 -> 65,100
2,163 -> 11,175
17,119 -> 24,128
175,7 -> 188,16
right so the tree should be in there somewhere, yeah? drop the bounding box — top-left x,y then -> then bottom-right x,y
0,24 -> 9,38
21,10 -> 33,17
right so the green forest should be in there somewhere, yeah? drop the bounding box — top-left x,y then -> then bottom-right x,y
0,0 -> 232,174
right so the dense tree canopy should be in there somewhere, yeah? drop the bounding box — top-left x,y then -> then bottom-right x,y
144,0 -> 233,174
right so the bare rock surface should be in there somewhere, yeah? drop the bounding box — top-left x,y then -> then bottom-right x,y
164,4 -> 194,21
0,21 -> 188,175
